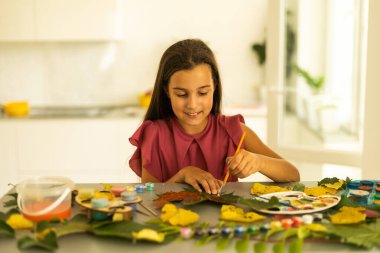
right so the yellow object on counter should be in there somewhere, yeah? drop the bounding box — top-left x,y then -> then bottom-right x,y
3,101 -> 29,117
139,92 -> 152,108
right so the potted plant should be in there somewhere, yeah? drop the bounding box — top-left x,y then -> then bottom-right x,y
294,65 -> 339,133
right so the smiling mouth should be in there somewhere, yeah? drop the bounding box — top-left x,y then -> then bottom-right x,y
185,111 -> 201,117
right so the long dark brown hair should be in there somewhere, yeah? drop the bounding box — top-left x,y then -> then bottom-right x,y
144,39 -> 222,121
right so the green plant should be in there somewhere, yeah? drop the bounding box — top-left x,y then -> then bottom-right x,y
293,65 -> 324,94
252,42 -> 266,66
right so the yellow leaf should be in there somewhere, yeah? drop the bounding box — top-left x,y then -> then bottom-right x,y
220,205 -> 265,223
304,186 -> 336,196
330,206 -> 366,224
301,224 -> 326,232
160,203 -> 199,226
250,183 -> 289,195
6,214 -> 34,230
323,179 -> 344,190
132,228 -> 165,243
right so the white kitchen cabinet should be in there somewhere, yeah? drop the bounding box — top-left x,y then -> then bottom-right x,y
0,0 -> 127,41
0,117 -> 142,196
35,0 -> 128,41
0,0 -> 35,41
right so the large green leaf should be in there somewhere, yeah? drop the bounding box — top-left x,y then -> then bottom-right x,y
18,230 -> 58,251
0,220 -> 14,237
323,220 -> 380,249
55,214 -> 92,237
239,196 -> 279,210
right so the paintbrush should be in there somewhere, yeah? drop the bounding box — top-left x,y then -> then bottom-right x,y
218,131 -> 246,196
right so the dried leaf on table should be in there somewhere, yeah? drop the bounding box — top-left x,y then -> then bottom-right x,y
153,190 -> 239,208
304,186 -> 337,196
219,205 -> 265,223
160,203 -> 199,226
330,206 -> 366,224
250,183 -> 289,195
132,228 -> 165,243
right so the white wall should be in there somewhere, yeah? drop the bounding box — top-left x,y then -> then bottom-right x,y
0,0 -> 267,107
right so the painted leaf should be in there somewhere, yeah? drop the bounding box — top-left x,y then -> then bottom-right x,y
6,214 -> 34,230
132,228 -> 165,243
304,186 -> 337,196
330,206 -> 366,224
219,205 -> 265,223
250,183 -> 289,195
160,204 -> 199,226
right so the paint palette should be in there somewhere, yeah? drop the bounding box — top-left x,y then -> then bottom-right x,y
254,191 -> 341,215
75,195 -> 142,220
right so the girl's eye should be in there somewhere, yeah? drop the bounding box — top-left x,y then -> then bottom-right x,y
199,92 -> 208,96
176,93 -> 187,98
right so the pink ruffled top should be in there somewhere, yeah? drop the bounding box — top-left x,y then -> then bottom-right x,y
129,114 -> 245,182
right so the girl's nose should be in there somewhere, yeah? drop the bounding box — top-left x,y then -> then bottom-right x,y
187,94 -> 197,108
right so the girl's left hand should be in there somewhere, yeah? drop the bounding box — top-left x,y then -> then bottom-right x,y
226,149 -> 260,178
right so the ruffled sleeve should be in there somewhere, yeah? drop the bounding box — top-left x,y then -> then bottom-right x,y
219,114 -> 245,147
129,121 -> 163,181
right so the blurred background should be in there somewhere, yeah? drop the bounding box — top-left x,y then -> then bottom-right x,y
0,0 -> 379,195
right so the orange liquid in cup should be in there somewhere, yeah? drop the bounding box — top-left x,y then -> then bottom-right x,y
22,200 -> 71,222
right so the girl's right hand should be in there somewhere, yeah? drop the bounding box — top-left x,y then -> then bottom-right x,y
178,166 -> 223,195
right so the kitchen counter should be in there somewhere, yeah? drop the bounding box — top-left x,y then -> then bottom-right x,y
0,105 -> 147,120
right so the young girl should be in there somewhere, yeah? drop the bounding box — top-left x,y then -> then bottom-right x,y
129,39 -> 299,195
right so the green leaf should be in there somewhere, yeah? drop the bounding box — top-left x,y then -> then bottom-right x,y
288,238 -> 303,253
92,220 -> 147,239
273,242 -> 285,253
216,234 -> 233,251
291,183 -> 305,192
195,234 -> 219,247
297,227 -> 311,240
235,234 -> 249,253
253,241 -> 266,253
323,220 -> 380,249
3,199 -> 17,208
317,177 -> 339,186
18,230 -> 58,251
0,220 -> 14,237
282,228 -> 298,242
264,227 -> 284,241
239,196 -> 279,210
55,214 -> 91,237
333,195 -> 360,210
0,212 -> 6,221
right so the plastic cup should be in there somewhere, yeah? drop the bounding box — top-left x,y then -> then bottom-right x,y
16,176 -> 75,221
